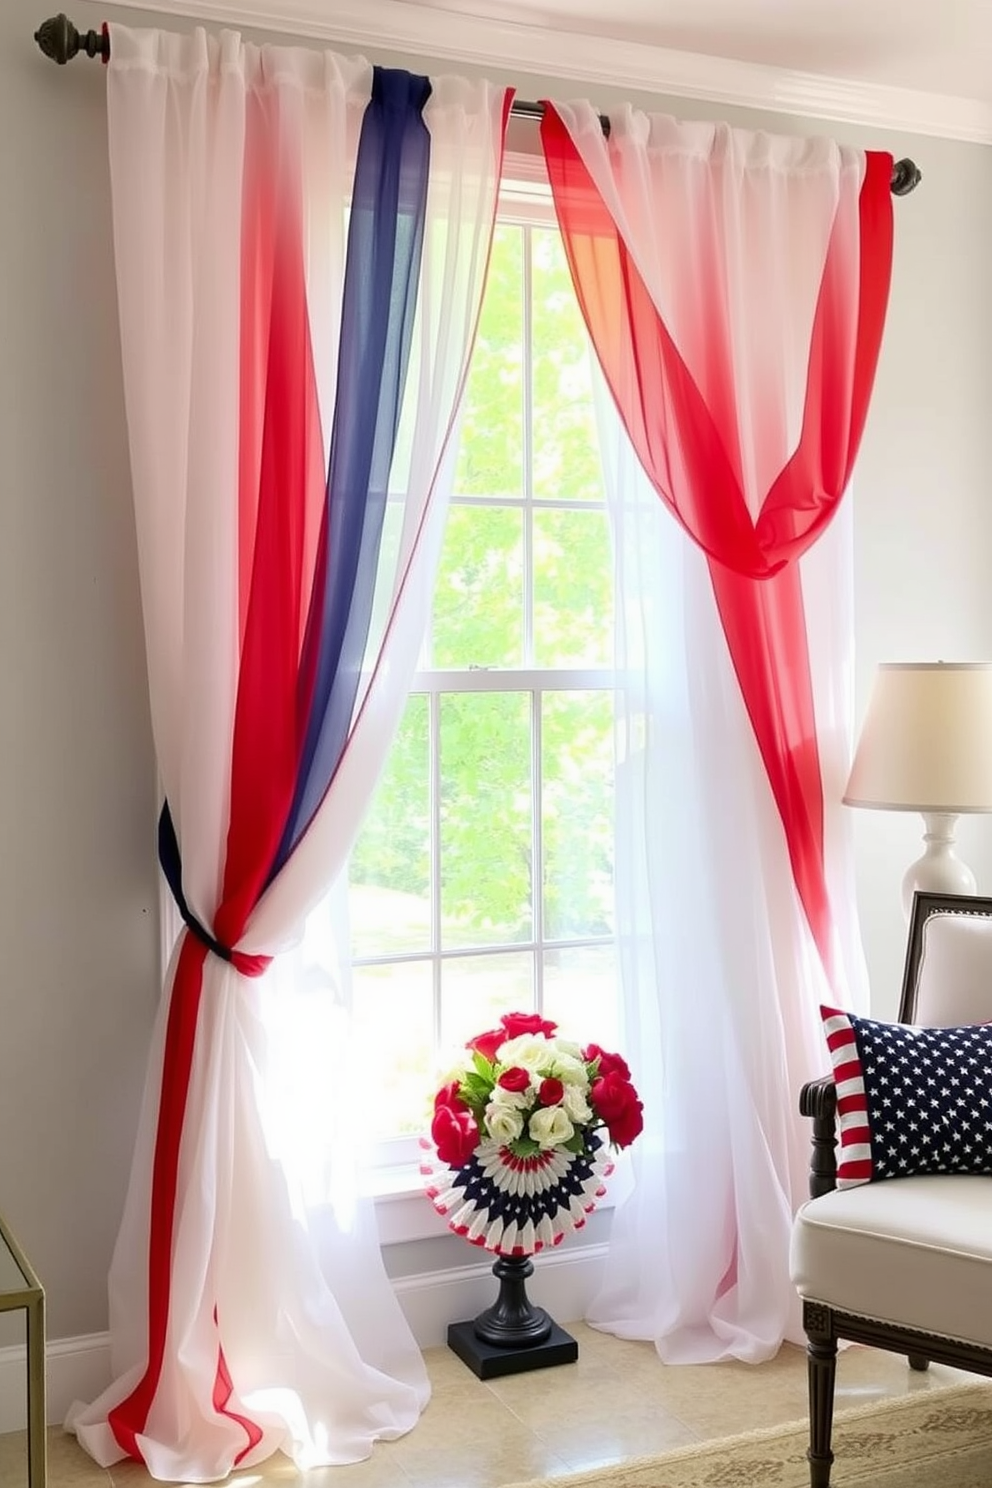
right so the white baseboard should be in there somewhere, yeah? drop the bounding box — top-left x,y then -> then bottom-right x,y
0,1244 -> 605,1431
0,1332 -> 111,1434
393,1241 -> 607,1348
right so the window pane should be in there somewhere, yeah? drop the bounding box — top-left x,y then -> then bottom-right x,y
345,204 -> 620,1154
440,691 -> 532,946
533,507 -> 613,668
543,945 -> 619,1053
432,505 -> 523,668
542,689 -> 614,939
531,226 -> 603,503
352,960 -> 434,1139
441,951 -> 534,1052
454,223 -> 523,500
349,694 -> 430,958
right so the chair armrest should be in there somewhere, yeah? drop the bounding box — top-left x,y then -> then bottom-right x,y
799,1076 -> 838,1198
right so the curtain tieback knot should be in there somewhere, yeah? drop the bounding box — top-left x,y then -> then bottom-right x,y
157,802 -> 272,979
174,899 -> 271,978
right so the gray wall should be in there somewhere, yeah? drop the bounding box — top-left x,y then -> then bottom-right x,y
2,0 -> 991,1342
0,0 -> 160,1342
845,136 -> 992,1016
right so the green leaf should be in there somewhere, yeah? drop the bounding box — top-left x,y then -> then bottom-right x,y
563,1132 -> 587,1155
461,1073 -> 494,1103
507,1136 -> 541,1158
472,1051 -> 495,1080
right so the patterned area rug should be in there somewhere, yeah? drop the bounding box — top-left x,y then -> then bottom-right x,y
501,1382 -> 992,1487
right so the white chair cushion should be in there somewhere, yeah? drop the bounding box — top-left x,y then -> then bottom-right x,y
790,1174 -> 992,1349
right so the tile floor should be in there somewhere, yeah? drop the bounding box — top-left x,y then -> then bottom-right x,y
0,1322 -> 982,1488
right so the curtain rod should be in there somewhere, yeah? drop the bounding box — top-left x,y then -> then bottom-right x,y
34,12 -> 923,196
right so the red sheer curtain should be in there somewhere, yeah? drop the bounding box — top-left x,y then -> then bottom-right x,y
540,106 -> 893,979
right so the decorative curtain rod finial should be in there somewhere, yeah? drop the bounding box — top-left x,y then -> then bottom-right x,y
34,12 -> 108,65
891,158 -> 923,196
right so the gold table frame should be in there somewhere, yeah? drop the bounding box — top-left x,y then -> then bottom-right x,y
0,1212 -> 45,1487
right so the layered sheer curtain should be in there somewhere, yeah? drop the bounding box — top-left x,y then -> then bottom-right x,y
541,104 -> 893,1360
67,25 -> 509,1480
594,392 -> 867,1359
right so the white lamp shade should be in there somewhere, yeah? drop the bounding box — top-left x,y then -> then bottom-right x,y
844,662 -> 992,814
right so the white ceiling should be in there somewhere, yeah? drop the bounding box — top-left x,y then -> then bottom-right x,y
383,0 -> 992,101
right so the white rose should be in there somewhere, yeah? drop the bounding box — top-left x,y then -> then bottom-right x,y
562,1084 -> 592,1123
497,1034 -> 552,1071
529,1105 -> 575,1150
555,1039 -> 583,1059
551,1052 -> 589,1087
490,1083 -> 530,1110
486,1100 -> 525,1144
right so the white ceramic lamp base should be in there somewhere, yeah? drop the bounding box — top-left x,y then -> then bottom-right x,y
901,811 -> 977,920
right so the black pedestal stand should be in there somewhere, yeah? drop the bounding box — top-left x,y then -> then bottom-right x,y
447,1254 -> 578,1379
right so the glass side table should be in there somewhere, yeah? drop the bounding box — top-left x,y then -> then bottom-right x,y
0,1212 -> 45,1487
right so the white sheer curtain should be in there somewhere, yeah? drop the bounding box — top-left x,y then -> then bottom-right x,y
537,102 -> 890,1363
67,24 -> 508,1480
591,380 -> 870,1361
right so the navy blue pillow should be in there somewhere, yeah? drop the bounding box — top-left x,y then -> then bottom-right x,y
821,1005 -> 992,1188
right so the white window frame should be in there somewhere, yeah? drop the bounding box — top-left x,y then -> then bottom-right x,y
353,167 -> 624,1228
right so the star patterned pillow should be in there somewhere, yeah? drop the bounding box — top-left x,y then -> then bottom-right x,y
820,1005 -> 992,1188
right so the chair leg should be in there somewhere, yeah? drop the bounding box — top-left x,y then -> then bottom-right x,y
806,1331 -> 838,1488
907,1353 -> 930,1372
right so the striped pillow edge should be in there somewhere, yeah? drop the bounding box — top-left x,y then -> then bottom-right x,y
820,1006 -> 874,1188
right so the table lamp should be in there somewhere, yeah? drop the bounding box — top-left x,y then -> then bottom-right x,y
844,661 -> 992,917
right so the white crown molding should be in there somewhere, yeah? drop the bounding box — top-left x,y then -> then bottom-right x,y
108,0 -> 992,143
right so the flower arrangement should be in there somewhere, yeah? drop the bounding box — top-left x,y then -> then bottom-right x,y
421,1010 -> 643,1256
431,1010 -> 643,1165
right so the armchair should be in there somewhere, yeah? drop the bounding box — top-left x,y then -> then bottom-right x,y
790,891 -> 992,1487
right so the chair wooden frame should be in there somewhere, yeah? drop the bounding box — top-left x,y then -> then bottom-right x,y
798,890 -> 992,1488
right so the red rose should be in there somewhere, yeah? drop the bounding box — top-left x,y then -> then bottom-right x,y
500,1011 -> 558,1040
582,1043 -> 631,1082
468,1028 -> 504,1062
538,1077 -> 564,1106
498,1066 -> 531,1093
591,1070 -> 644,1150
431,1102 -> 480,1167
433,1080 -> 462,1112
590,1070 -> 635,1122
606,1098 -> 643,1149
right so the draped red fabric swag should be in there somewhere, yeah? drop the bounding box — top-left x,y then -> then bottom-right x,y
540,106 -> 894,980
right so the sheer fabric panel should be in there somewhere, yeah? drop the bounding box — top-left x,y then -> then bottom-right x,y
66,25 -> 509,1479
593,386 -> 868,1361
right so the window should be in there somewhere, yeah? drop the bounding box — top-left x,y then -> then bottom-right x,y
347,195 -> 618,1148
